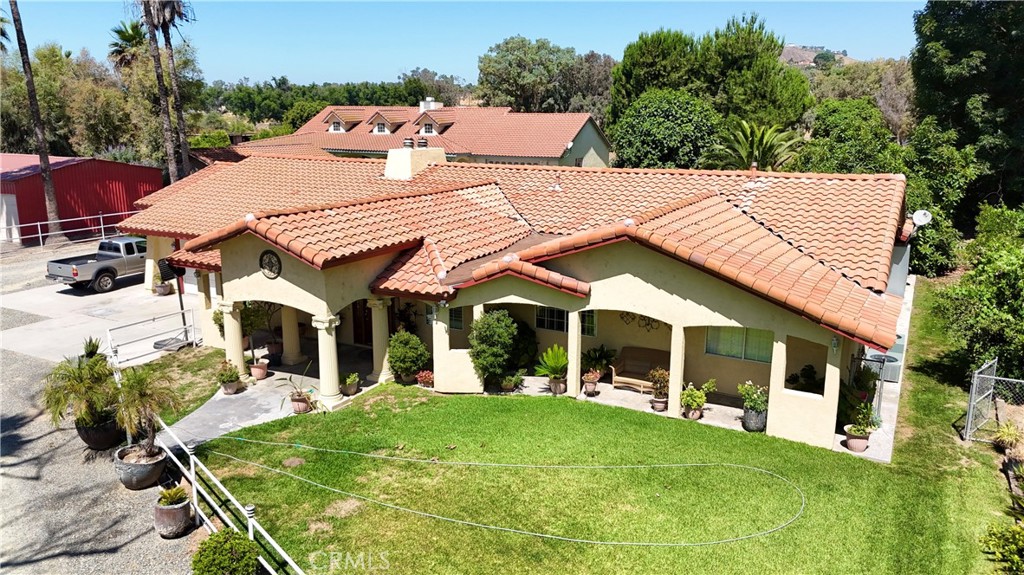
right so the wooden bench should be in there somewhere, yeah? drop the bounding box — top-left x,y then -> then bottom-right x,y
610,346 -> 671,394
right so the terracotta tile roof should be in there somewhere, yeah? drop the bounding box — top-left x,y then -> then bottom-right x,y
240,105 -> 592,159
167,248 -> 221,271
454,192 -> 902,349
189,147 -> 248,166
134,161 -> 234,208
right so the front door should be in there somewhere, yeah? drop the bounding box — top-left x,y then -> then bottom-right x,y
351,300 -> 374,346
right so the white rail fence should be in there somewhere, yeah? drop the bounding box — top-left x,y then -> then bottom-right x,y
1,209 -> 140,246
156,419 -> 305,575
106,309 -> 197,368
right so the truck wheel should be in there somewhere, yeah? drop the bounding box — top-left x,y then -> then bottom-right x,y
70,281 -> 89,290
93,272 -> 116,293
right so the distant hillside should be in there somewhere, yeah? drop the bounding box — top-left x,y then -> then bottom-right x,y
781,45 -> 857,68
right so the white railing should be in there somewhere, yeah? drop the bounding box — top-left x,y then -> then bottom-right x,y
106,309 -> 197,368
156,418 -> 305,574
0,209 -> 140,246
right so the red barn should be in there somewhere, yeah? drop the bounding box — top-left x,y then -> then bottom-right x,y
0,154 -> 163,244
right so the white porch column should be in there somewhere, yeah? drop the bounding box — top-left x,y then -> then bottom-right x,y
765,334 -> 789,439
198,272 -> 212,310
312,315 -> 343,409
567,311 -> 582,396
667,324 -> 685,418
821,342 -> 843,438
280,305 -> 307,366
198,273 -> 222,348
367,298 -> 392,382
219,301 -> 244,371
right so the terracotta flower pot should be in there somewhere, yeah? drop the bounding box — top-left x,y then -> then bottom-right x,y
266,340 -> 283,355
220,379 -> 241,395
249,361 -> 268,380
844,425 -> 870,453
290,394 -> 312,414
683,406 -> 703,420
154,498 -> 192,539
154,283 -> 172,296
650,397 -> 668,412
583,380 -> 598,396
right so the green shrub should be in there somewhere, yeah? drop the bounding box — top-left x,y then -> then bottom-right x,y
737,381 -> 768,413
681,379 -> 716,410
469,310 -> 517,384
507,319 -> 538,370
501,369 -> 525,391
994,422 -> 1022,452
82,336 -> 102,358
535,344 -> 569,380
215,361 -> 240,386
387,330 -> 430,377
158,486 -> 188,506
848,402 -> 880,436
981,522 -> 1024,573
647,367 -> 670,399
192,529 -> 260,575
582,344 -> 617,373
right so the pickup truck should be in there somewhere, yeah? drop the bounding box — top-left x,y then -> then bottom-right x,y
45,236 -> 148,293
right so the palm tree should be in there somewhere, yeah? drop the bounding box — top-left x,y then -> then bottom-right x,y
702,120 -> 804,171
43,355 -> 116,427
0,11 -> 11,54
7,0 -> 68,244
113,367 -> 177,457
139,0 -> 179,181
108,20 -> 145,70
155,1 -> 192,176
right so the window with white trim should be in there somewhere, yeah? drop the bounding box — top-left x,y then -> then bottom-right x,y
535,307 -> 596,336
581,310 -> 596,337
330,121 -> 342,132
423,123 -> 434,135
705,327 -> 773,363
450,307 -> 464,330
375,122 -> 387,134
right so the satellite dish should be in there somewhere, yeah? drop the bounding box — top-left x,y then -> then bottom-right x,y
912,210 -> 933,227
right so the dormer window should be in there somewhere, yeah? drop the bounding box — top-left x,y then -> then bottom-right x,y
330,121 -> 342,132
376,122 -> 387,134
422,123 -> 434,135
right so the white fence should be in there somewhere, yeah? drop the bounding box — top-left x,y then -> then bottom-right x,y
106,309 -> 197,368
156,418 -> 306,574
0,209 -> 139,246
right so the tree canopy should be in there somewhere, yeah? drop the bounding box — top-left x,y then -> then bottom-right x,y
701,120 -> 802,171
612,89 -> 721,169
609,15 -> 813,129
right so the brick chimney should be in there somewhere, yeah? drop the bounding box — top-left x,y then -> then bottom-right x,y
384,144 -> 446,180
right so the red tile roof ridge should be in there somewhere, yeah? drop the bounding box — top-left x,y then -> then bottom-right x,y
435,161 -> 907,181
461,259 -> 591,298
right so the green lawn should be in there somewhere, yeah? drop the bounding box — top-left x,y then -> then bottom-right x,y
198,278 -> 1008,574
148,345 -> 225,425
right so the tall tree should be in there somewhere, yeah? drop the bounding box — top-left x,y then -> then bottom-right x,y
912,1 -> 1024,207
108,20 -> 145,70
7,0 -> 66,243
139,0 -> 178,181
399,67 -> 469,106
0,11 -> 10,54
701,120 -> 803,171
609,29 -> 699,127
477,36 -> 577,112
612,89 -> 721,169
154,0 -> 191,176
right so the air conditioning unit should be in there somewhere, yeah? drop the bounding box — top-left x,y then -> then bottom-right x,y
869,353 -> 901,382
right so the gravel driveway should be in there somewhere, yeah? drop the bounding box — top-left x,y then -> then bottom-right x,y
1,277 -> 199,572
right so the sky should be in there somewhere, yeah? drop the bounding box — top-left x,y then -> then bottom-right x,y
16,1 -> 926,86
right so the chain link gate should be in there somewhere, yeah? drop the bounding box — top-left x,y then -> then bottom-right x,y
962,358 -> 1021,442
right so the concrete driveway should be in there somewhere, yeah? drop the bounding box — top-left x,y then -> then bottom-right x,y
1,281 -> 202,574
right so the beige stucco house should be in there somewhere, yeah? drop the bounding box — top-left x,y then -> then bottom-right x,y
119,145 -> 911,450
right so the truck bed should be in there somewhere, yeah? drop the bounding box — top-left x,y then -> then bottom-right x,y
48,253 -> 121,267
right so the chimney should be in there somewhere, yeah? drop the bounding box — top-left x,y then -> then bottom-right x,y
418,96 -> 443,112
384,145 -> 447,180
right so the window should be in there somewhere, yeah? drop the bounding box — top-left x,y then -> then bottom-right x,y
330,121 -> 342,132
536,307 -> 567,332
574,157 -> 584,167
123,242 -> 135,256
705,327 -> 773,363
450,307 -> 464,330
135,240 -> 146,254
423,123 -> 434,135
376,122 -> 386,134
581,310 -> 596,337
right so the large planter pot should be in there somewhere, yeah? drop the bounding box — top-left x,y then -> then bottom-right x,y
843,425 -> 871,453
400,373 -> 417,384
742,408 -> 768,432
249,361 -> 268,380
650,397 -> 668,412
266,341 -> 283,355
683,406 -> 703,420
75,418 -> 123,451
241,335 -> 250,350
114,446 -> 167,490
583,379 -> 598,396
154,283 -> 172,296
341,381 -> 360,396
154,498 -> 192,539
220,379 -> 241,395
290,394 -> 312,414
549,378 -> 567,395
500,382 -> 517,393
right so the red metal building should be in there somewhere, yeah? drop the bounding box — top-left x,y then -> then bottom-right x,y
0,153 -> 163,243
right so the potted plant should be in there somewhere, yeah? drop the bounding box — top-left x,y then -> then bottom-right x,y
535,344 -> 569,395
154,485 -> 192,538
341,372 -> 360,396
581,344 -> 617,378
112,367 -> 178,490
582,368 -> 601,396
388,330 -> 430,382
247,358 -> 269,380
154,281 -> 173,296
277,367 -> 321,414
191,529 -> 259,575
81,336 -> 104,361
416,370 -> 434,388
216,361 -> 242,395
43,354 -> 121,450
648,367 -> 670,412
501,369 -> 525,393
737,380 -> 769,432
843,401 -> 880,453
680,379 -> 717,420
252,301 -> 283,365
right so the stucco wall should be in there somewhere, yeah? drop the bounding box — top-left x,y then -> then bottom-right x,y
683,326 -> 771,396
143,235 -> 175,292
561,121 -> 611,168
785,336 -> 829,393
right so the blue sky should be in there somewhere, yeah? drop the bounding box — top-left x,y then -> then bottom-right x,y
17,2 -> 925,85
